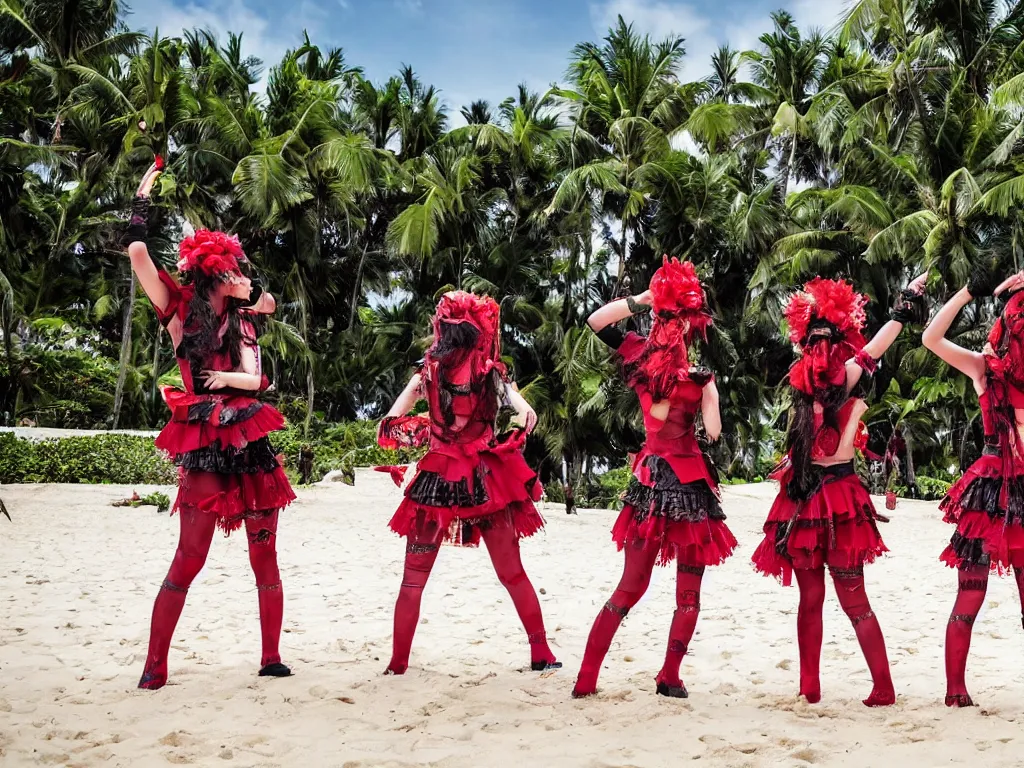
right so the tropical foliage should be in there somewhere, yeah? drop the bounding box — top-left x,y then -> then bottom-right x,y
2,0 -> 1024,507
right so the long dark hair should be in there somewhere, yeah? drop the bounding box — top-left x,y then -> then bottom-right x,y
177,273 -> 253,389
786,378 -> 847,500
427,321 -> 503,430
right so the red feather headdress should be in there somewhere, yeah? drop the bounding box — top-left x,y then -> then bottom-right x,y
176,229 -> 246,279
649,256 -> 712,343
428,290 -> 502,369
784,278 -> 868,396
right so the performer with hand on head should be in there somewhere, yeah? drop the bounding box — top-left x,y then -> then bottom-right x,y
751,273 -> 927,707
922,265 -> 1024,707
573,257 -> 734,700
378,291 -> 560,675
123,163 -> 295,690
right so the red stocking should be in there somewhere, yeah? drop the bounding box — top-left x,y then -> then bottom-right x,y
386,521 -> 442,674
1014,567 -> 1024,632
794,567 -> 825,703
944,565 -> 988,707
573,537 -> 659,697
481,524 -> 559,669
245,512 -> 288,673
656,563 -> 703,696
139,511 -> 217,689
830,566 -> 895,706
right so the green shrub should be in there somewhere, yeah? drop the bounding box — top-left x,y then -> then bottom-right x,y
0,432 -> 177,484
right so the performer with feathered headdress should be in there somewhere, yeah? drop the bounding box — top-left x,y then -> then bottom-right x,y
572,257 -> 734,699
377,290 -> 561,675
751,272 -> 926,707
122,163 -> 295,689
922,267 -> 1024,707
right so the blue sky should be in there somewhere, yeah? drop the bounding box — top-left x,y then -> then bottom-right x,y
130,0 -> 848,123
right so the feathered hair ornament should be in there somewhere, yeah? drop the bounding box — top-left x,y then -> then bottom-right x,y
784,277 -> 867,347
649,256 -> 713,343
176,230 -> 246,279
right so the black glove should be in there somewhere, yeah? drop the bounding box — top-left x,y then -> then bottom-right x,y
119,195 -> 151,248
889,289 -> 927,324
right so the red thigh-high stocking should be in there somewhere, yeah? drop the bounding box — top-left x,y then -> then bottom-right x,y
481,524 -> 560,670
794,567 -> 825,703
655,564 -> 703,697
944,564 -> 988,707
245,512 -> 290,676
386,521 -> 442,675
1014,567 -> 1024,632
830,566 -> 895,706
139,511 -> 217,689
572,538 -> 659,697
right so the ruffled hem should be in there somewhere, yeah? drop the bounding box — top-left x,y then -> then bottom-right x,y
388,499 -> 545,546
939,510 -> 1024,571
173,467 -> 295,535
155,391 -> 285,454
620,477 -> 724,522
611,505 -> 736,566
752,472 -> 886,586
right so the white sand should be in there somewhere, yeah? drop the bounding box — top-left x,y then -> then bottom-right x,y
2,473 -> 1023,767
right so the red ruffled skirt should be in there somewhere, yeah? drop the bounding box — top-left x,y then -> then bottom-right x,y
156,387 -> 295,534
388,433 -> 543,546
612,452 -> 736,567
939,453 -> 1024,571
752,461 -> 887,585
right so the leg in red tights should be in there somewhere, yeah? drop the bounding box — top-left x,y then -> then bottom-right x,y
386,521 -> 443,675
794,568 -> 825,703
245,511 -> 291,677
573,537 -> 659,697
1014,567 -> 1024,632
944,564 -> 988,707
655,563 -> 703,698
139,511 -> 217,689
830,565 -> 895,706
481,523 -> 560,670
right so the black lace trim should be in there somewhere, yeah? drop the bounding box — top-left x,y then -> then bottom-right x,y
407,469 -> 488,508
947,531 -> 991,567
784,460 -> 857,503
185,399 -> 263,425
954,475 -> 1024,525
621,456 -> 723,523
175,437 -> 281,474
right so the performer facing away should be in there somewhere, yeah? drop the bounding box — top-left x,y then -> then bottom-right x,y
378,291 -> 560,675
751,274 -> 926,707
123,163 -> 295,689
922,269 -> 1024,707
573,258 -> 735,699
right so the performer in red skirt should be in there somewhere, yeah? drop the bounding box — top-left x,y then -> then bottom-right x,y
123,163 -> 295,689
751,274 -> 926,707
922,268 -> 1024,707
378,291 -> 560,674
572,258 -> 735,699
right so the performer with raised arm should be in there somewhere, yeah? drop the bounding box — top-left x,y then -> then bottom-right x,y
751,274 -> 926,707
572,257 -> 734,699
123,163 -> 295,689
922,268 -> 1024,707
378,291 -> 560,675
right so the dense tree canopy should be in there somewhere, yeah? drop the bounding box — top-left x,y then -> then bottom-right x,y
2,0 -> 1023,505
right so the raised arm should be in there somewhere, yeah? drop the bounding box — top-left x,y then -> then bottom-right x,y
122,164 -> 171,314
701,379 -> 721,441
921,287 -> 986,384
846,274 -> 927,391
587,290 -> 653,336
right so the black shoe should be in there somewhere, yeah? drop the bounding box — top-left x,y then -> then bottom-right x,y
259,662 -> 292,677
656,681 -> 688,698
531,660 -> 563,671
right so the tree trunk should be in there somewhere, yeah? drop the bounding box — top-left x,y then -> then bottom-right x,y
614,222 -> 631,296
304,365 -> 315,437
149,322 -> 163,416
112,275 -> 137,430
348,243 -> 370,330
905,431 -> 916,494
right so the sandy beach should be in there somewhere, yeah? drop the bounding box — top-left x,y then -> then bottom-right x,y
2,473 -> 1023,767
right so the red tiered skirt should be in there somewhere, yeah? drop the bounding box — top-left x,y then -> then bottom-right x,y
156,387 -> 295,534
939,452 -> 1024,571
612,451 -> 736,567
752,461 -> 887,586
388,431 -> 544,546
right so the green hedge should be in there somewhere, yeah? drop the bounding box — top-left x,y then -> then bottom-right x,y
0,422 -> 424,485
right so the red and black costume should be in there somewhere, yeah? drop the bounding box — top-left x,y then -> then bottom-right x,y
939,290 -> 1024,707
574,258 -> 735,699
127,216 -> 295,689
380,291 -> 559,674
751,277 -> 919,707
